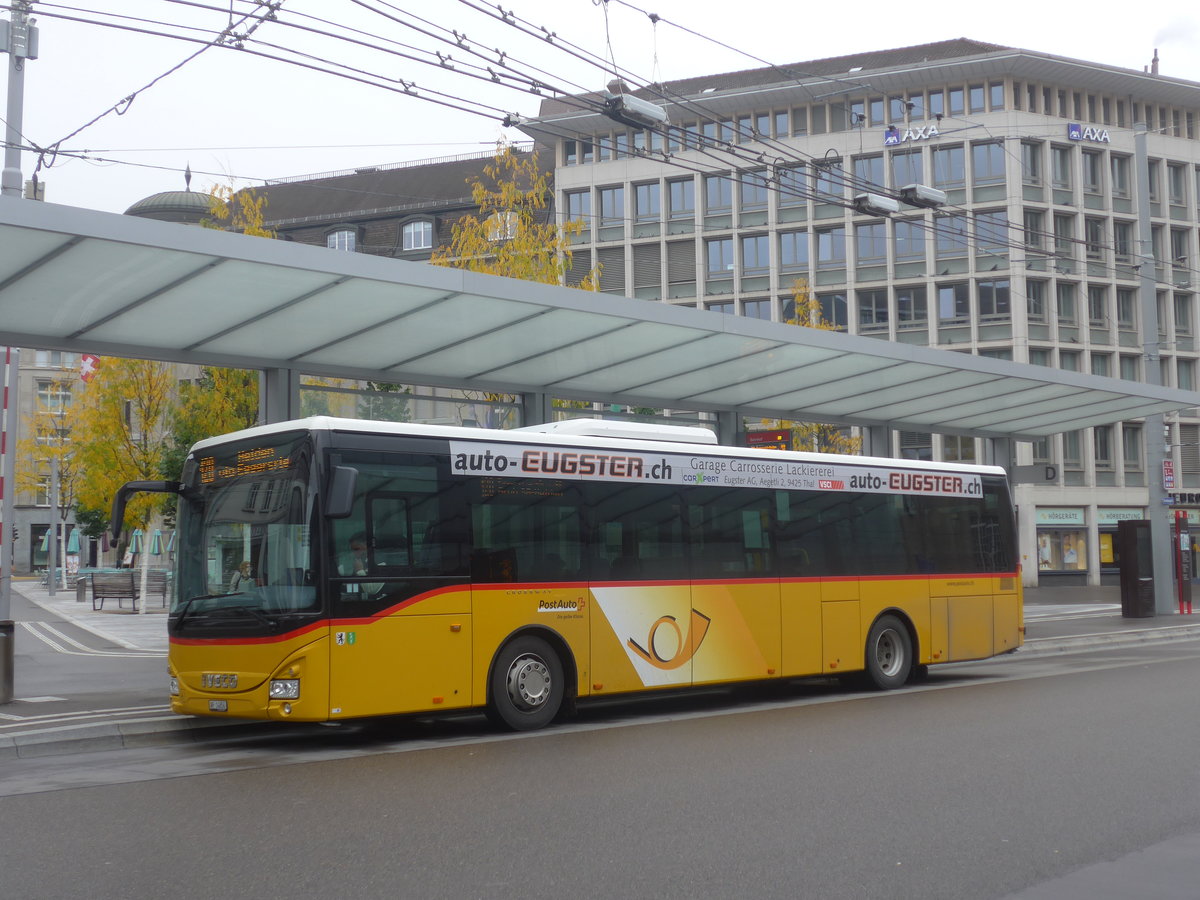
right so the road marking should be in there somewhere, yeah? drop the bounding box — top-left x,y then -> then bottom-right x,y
0,704 -> 169,727
18,621 -> 165,658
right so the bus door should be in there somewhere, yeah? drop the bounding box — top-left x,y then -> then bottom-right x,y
326,454 -> 472,719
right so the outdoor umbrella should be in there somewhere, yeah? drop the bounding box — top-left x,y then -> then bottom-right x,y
150,529 -> 163,556
66,528 -> 80,554
129,528 -> 143,555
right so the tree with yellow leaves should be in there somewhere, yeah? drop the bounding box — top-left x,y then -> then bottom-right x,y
71,358 -> 175,551
765,277 -> 863,456
204,182 -> 275,237
431,143 -> 599,290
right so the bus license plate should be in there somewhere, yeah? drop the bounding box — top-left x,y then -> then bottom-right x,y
208,700 -> 228,712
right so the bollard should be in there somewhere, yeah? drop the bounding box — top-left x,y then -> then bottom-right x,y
0,620 -> 13,704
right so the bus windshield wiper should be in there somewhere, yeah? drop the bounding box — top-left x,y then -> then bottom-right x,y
218,605 -> 278,628
173,594 -> 225,630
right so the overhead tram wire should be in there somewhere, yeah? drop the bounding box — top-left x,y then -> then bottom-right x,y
29,9 -> 517,124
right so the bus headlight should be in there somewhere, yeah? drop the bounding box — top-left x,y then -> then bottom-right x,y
169,676 -> 179,697
269,679 -> 300,700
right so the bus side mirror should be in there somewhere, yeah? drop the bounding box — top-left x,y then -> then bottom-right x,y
325,466 -> 358,519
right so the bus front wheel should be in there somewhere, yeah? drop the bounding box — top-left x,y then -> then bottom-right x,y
488,636 -> 564,731
864,614 -> 912,690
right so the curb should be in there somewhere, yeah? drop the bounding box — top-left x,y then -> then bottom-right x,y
0,714 -> 318,760
1018,624 -> 1200,655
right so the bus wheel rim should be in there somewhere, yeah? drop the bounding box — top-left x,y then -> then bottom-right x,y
507,654 -> 552,710
875,629 -> 903,677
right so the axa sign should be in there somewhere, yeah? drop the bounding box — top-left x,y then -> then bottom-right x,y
1068,123 -> 1110,143
884,124 -> 939,146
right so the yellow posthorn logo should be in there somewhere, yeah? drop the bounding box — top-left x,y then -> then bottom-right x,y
627,609 -> 712,670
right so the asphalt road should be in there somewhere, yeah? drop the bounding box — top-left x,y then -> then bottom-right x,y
2,640 -> 1199,899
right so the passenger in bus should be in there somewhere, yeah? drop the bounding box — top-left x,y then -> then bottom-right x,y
229,561 -> 252,593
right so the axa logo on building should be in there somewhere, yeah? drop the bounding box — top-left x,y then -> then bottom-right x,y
1068,123 -> 1110,143
884,124 -> 939,146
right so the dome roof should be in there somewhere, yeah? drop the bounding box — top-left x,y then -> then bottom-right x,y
123,190 -> 211,224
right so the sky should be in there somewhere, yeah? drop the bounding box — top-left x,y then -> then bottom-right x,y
5,0 -> 1200,214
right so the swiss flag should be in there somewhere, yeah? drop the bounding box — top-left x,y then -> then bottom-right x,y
80,354 -> 100,383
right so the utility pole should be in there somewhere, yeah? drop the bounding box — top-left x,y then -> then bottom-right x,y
2,0 -> 38,198
1134,122 -> 1175,615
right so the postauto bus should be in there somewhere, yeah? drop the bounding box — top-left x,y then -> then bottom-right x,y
112,417 -> 1021,731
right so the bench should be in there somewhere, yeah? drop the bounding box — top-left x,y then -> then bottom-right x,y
88,570 -> 170,612
90,572 -> 138,611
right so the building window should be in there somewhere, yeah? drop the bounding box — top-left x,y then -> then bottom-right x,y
401,220 -> 433,251
896,286 -> 927,327
1175,294 -> 1193,335
1053,214 -> 1075,263
855,222 -> 887,264
634,182 -> 660,222
326,228 -> 356,252
1056,283 -> 1077,323
1084,219 -> 1105,261
854,155 -> 884,190
1111,155 -> 1130,198
779,230 -> 809,272
893,220 -> 925,262
948,87 -> 965,117
705,174 -> 734,214
900,431 -> 932,461
858,289 -> 889,330
486,211 -> 518,242
1119,355 -> 1140,381
813,163 -> 846,202
1113,221 -> 1133,264
740,170 -> 770,210
744,299 -> 772,320
890,150 -> 922,189
944,434 -> 976,462
935,214 -> 969,259
818,292 -> 848,329
1117,289 -> 1136,328
1029,348 -> 1052,366
978,279 -> 1010,319
971,141 -> 1006,185
974,210 -> 1009,255
1123,424 -> 1142,471
564,190 -> 591,225
1051,146 -> 1072,190
1060,351 -> 1080,372
1027,280 -> 1047,321
1081,150 -> 1103,195
777,166 -> 806,207
741,234 -> 770,274
931,146 -> 965,189
1168,163 -> 1186,206
937,283 -> 970,323
599,186 -> 625,226
1094,425 -> 1114,469
816,227 -> 846,269
706,238 -> 734,277
1024,209 -> 1045,251
36,379 -> 72,414
1021,142 -> 1042,185
1091,353 -> 1111,377
668,178 -> 695,220
1178,358 -> 1196,391
1087,285 -> 1108,325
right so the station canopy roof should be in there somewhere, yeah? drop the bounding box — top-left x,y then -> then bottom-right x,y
1,196 -> 1196,442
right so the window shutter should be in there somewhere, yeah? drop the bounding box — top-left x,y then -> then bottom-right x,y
632,243 -> 661,288
666,239 -> 697,284
597,247 -> 626,294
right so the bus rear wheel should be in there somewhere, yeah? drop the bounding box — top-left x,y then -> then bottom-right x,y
488,636 -> 564,731
864,614 -> 912,690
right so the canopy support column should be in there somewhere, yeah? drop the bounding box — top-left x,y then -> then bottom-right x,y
260,368 -> 301,424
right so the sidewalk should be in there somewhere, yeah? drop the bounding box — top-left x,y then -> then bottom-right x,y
3,579 -> 1200,758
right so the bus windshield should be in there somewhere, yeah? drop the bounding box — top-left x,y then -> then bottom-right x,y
174,432 -> 319,631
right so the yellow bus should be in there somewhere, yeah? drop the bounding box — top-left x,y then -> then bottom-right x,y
113,417 -> 1022,731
